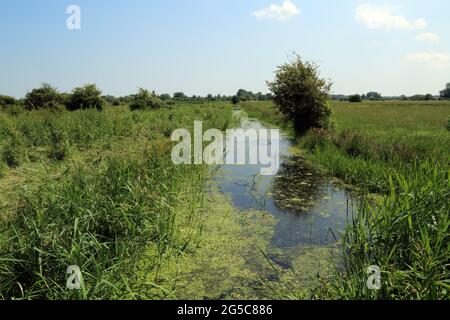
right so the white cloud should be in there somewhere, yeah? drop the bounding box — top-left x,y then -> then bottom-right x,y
253,1 -> 301,21
356,4 -> 427,30
405,52 -> 450,70
415,32 -> 441,44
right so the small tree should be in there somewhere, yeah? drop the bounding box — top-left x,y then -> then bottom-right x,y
67,84 -> 104,111
130,88 -> 163,111
267,54 -> 332,135
349,94 -> 362,103
231,95 -> 239,105
24,83 -> 63,110
440,83 -> 450,99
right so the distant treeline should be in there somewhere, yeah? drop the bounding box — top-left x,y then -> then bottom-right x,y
332,92 -> 441,102
3,82 -> 449,112
0,85 -> 272,113
0,83 -> 105,113
333,83 -> 450,102
114,88 -> 272,105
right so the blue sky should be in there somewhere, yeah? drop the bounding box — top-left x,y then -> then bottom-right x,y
1,0 -> 449,97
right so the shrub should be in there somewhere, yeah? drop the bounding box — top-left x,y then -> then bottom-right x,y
0,95 -> 16,108
348,94 -> 362,103
267,54 -> 332,135
66,84 -> 104,111
24,83 -> 63,110
129,88 -> 163,111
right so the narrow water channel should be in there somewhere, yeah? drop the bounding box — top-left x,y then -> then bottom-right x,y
216,111 -> 356,248
208,111 -> 359,298
171,110 -> 359,299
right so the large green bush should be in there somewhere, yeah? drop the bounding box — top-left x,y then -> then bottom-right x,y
66,84 -> 104,111
129,88 -> 163,111
0,95 -> 16,107
24,83 -> 63,110
267,54 -> 332,135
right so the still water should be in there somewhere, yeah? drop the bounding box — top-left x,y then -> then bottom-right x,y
172,111 -> 359,299
216,111 -> 356,248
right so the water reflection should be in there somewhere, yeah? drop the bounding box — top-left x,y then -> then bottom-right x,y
272,156 -> 325,213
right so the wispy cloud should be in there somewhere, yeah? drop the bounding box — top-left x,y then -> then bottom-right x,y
356,4 -> 427,30
405,52 -> 450,70
415,32 -> 441,44
253,1 -> 301,22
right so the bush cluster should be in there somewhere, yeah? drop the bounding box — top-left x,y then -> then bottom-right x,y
129,88 -> 164,111
2,83 -> 106,113
66,84 -> 104,111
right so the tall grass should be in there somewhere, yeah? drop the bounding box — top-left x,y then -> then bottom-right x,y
324,161 -> 449,299
0,149 -> 182,299
0,102 -> 235,299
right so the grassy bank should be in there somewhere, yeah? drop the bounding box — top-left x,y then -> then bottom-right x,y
241,100 -> 450,299
0,102 -> 234,299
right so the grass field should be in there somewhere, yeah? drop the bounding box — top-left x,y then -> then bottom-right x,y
241,100 -> 450,299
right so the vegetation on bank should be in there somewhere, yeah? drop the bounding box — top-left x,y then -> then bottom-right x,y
0,102 -> 235,299
241,100 -> 450,300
